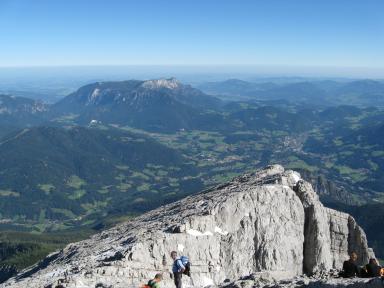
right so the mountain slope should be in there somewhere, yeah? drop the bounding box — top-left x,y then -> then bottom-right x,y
333,80 -> 384,106
0,126 -> 202,228
0,94 -> 47,138
52,78 -> 222,132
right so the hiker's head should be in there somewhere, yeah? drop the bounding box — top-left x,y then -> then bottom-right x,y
369,258 -> 377,265
171,251 -> 178,260
350,252 -> 358,262
154,273 -> 163,282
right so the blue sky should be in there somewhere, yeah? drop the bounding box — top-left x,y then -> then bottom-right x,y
0,0 -> 383,69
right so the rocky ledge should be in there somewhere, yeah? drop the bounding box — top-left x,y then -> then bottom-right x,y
219,271 -> 384,288
1,165 -> 376,288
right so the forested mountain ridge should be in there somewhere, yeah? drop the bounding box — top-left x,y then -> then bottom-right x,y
0,125 -> 202,230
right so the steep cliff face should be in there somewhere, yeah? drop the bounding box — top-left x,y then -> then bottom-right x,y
294,179 -> 373,274
2,165 -> 374,288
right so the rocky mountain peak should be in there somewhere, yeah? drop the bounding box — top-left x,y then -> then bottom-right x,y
140,77 -> 181,90
3,165 -> 375,288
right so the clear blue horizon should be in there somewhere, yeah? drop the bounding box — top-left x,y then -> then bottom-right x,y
0,0 -> 383,70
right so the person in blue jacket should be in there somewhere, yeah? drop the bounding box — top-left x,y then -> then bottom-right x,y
171,251 -> 185,288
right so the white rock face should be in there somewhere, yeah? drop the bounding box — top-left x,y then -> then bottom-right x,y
141,78 -> 181,90
2,165 -> 374,288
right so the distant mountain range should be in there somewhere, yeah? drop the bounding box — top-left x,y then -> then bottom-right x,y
0,79 -> 383,207
197,79 -> 384,106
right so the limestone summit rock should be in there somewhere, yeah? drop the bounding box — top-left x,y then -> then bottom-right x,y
2,165 -> 375,288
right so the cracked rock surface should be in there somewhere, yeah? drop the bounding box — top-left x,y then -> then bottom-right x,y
1,165 -> 375,288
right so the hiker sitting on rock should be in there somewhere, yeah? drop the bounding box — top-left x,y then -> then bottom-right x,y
171,251 -> 185,288
341,252 -> 359,278
142,273 -> 162,288
364,258 -> 382,278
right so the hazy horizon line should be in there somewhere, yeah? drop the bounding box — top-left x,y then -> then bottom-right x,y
1,64 -> 384,69
1,65 -> 383,80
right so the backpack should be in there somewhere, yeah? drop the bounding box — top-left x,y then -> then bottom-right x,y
180,256 -> 191,277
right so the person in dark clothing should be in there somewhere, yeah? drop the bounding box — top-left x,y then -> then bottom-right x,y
144,273 -> 162,288
365,258 -> 382,277
341,252 -> 359,278
171,251 -> 185,288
